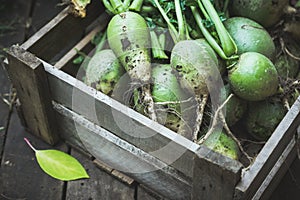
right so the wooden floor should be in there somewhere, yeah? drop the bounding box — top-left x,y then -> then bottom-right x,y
0,1 -> 299,199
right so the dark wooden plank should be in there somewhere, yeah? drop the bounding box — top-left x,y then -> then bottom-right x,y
137,185 -> 167,200
26,0 -> 63,38
270,157 -> 300,200
6,45 -> 59,144
54,12 -> 110,71
234,97 -> 300,199
43,60 -> 199,180
0,63 -> 11,159
192,145 -> 243,200
252,136 -> 298,199
0,0 -> 32,50
66,149 -> 136,200
21,0 -> 103,63
53,102 -> 192,199
0,108 -> 66,200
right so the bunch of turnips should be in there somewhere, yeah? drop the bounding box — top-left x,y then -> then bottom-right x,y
80,0 -> 300,162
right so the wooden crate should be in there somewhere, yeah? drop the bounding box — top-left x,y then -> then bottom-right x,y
4,1 -> 300,199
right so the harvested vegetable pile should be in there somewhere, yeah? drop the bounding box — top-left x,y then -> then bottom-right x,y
73,0 -> 300,166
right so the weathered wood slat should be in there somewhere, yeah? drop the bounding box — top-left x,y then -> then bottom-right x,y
137,185 -> 167,200
192,145 -> 243,200
0,109 -> 66,199
54,13 -> 110,71
234,97 -> 300,199
253,135 -> 298,200
43,59 -> 199,179
66,149 -> 136,200
6,46 -> 59,144
53,102 -> 191,199
26,0 -> 63,38
0,64 -> 11,159
21,0 -> 102,62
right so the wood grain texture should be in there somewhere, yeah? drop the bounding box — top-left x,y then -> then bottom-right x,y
0,63 -> 11,160
43,60 -> 199,180
6,45 -> 59,144
0,109 -> 66,200
253,137 -> 298,199
66,149 -> 136,200
26,0 -> 63,37
192,145 -> 243,200
53,102 -> 192,199
137,185 -> 167,200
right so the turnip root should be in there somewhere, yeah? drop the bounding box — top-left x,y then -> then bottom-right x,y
107,11 -> 157,121
171,39 -> 221,141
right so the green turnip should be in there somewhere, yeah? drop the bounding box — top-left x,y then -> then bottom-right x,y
203,130 -> 240,160
228,52 -> 279,101
229,0 -> 289,28
220,84 -> 247,126
107,11 -> 157,120
224,17 -> 276,60
85,49 -> 125,95
245,100 -> 287,141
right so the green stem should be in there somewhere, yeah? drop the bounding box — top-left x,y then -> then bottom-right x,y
24,138 -> 37,152
109,0 -> 126,13
150,30 -> 168,59
191,6 -> 228,59
174,0 -> 185,41
199,0 -> 237,57
102,0 -> 116,14
152,0 -> 179,43
129,0 -> 144,11
141,5 -> 156,13
95,31 -> 108,53
197,0 -> 210,21
123,0 -> 131,8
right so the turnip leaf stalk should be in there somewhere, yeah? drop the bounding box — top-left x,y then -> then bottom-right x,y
197,0 -> 237,57
103,0 -> 158,121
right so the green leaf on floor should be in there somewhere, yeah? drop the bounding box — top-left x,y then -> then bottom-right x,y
24,138 -> 89,181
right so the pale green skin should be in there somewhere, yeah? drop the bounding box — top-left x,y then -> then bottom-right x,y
220,84 -> 247,126
203,131 -> 240,160
224,17 -> 276,60
134,64 -> 185,132
107,11 -> 151,83
85,49 -> 124,95
229,52 -> 279,101
245,100 -> 286,141
170,39 -> 220,96
229,0 -> 288,28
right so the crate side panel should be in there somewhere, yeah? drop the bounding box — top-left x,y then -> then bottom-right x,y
235,97 -> 300,199
192,145 -> 243,200
53,102 -> 191,200
44,61 -> 198,179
